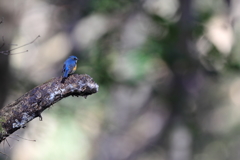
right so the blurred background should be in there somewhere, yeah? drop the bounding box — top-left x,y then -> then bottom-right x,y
0,0 -> 240,159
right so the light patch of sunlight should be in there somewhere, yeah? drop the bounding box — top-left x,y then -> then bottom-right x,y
12,112 -> 90,160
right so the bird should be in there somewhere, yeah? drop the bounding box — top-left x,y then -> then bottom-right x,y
61,55 -> 78,83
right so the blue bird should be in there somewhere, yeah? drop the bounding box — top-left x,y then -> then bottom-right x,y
61,55 -> 78,83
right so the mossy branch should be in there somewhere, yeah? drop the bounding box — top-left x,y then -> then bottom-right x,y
0,74 -> 99,143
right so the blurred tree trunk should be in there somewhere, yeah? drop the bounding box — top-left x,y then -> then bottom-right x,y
91,0 -> 204,160
0,1 -> 16,109
164,0 -> 198,160
0,49 -> 10,109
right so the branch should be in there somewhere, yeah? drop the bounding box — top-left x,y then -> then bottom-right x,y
0,74 -> 99,143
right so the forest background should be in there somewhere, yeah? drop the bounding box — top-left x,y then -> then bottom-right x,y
0,0 -> 239,160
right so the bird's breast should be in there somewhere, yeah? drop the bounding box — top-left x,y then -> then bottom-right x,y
72,64 -> 77,73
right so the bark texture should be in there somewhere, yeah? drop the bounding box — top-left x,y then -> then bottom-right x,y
0,74 -> 99,143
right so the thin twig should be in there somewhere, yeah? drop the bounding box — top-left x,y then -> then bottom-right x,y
0,35 -> 40,55
0,151 -> 8,157
4,139 -> 10,148
8,50 -> 29,55
7,137 -> 19,142
14,134 -> 36,142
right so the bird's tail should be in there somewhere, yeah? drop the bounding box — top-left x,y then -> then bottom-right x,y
61,77 -> 66,83
63,70 -> 69,78
61,69 -> 69,83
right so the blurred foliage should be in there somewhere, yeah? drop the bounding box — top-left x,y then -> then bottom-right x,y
92,0 -> 132,13
2,0 -> 240,160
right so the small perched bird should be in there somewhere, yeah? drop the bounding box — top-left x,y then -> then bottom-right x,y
61,55 -> 78,83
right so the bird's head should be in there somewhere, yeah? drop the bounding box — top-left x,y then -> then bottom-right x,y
69,56 -> 78,61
